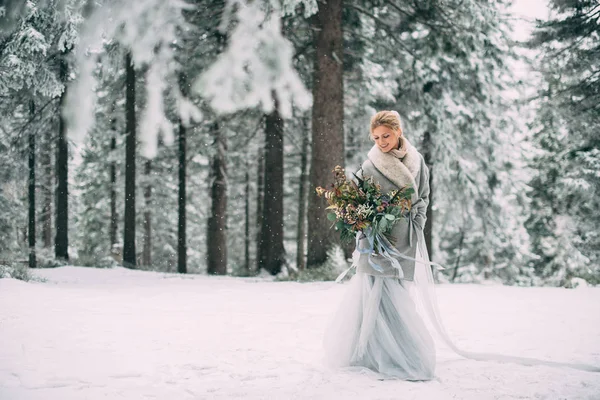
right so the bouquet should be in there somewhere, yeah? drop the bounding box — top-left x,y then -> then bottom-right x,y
316,165 -> 414,250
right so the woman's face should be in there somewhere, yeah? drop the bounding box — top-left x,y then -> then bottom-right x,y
371,125 -> 400,153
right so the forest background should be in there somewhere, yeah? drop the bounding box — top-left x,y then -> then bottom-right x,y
0,0 -> 598,287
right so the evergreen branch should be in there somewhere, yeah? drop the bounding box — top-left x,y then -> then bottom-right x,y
346,3 -> 438,76
241,114 -> 266,148
13,98 -> 57,140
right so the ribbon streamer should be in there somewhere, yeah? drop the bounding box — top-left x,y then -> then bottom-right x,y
335,211 -> 445,283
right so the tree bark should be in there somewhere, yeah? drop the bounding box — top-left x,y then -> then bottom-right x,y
296,115 -> 310,271
207,121 -> 227,275
123,51 -> 137,268
40,129 -> 52,249
307,0 -> 345,267
177,118 -> 187,274
244,162 -> 250,275
142,159 -> 152,267
28,99 -> 36,268
55,57 -> 69,261
255,146 -> 264,271
110,117 -> 118,248
258,95 -> 286,275
421,129 -> 434,259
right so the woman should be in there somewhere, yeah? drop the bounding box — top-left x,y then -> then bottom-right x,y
323,111 -> 600,379
323,110 -> 437,380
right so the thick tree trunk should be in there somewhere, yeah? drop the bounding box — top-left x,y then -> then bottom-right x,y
307,0 -> 345,267
296,116 -> 310,271
421,129 -> 434,259
110,118 -> 118,248
55,58 -> 69,261
255,146 -> 264,270
258,96 -> 286,275
177,119 -> 187,274
142,160 -> 152,267
28,100 -> 36,268
207,121 -> 227,275
123,51 -> 137,268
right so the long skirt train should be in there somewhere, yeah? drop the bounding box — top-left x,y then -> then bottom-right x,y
323,272 -> 436,380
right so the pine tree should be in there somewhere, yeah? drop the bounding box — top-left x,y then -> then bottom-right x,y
342,0 -> 532,283
526,0 -> 600,285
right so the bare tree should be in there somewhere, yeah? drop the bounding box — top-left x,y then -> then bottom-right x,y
109,110 -> 118,248
207,121 -> 227,275
258,95 -> 286,275
296,115 -> 310,271
55,57 -> 69,261
177,118 -> 187,274
123,51 -> 137,268
28,99 -> 36,268
142,159 -> 152,267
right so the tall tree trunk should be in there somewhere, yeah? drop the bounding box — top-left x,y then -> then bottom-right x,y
142,160 -> 152,267
28,100 -> 36,268
207,121 -> 227,275
123,51 -> 137,268
55,58 -> 69,261
255,146 -> 264,271
296,116 -> 310,271
40,129 -> 52,249
177,118 -> 187,274
307,0 -> 345,267
244,161 -> 250,275
258,95 -> 286,275
421,129 -> 434,259
110,116 -> 118,248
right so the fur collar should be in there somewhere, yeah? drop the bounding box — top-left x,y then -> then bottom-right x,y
367,137 -> 421,190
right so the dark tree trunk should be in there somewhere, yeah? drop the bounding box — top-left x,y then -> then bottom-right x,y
207,121 -> 227,275
28,100 -> 36,268
451,229 -> 465,282
177,119 -> 187,274
258,96 -> 286,275
110,118 -> 118,248
255,146 -> 264,270
123,51 -> 137,268
296,116 -> 310,271
421,129 -> 434,259
40,130 -> 52,249
142,160 -> 152,267
244,162 -> 250,275
55,58 -> 69,261
307,0 -> 345,267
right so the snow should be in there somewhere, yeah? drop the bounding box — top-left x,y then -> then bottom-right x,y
1,267 -> 599,400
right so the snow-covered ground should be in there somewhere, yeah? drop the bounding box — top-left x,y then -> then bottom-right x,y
1,267 -> 599,400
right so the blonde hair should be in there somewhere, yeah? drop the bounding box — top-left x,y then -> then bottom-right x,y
369,110 -> 404,137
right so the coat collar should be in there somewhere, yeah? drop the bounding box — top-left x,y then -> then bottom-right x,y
367,137 -> 420,190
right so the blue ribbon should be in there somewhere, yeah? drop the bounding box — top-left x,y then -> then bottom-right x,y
335,209 -> 446,283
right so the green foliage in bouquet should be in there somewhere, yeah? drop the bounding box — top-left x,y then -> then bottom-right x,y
316,165 -> 414,244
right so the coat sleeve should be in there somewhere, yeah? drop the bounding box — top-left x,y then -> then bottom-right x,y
413,155 -> 430,230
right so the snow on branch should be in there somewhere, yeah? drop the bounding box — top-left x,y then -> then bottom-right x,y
195,0 -> 312,118
65,0 -> 198,158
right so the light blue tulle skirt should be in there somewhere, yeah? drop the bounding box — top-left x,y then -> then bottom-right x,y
323,272 -> 436,380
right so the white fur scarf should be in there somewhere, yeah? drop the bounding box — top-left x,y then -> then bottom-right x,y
367,137 -> 420,191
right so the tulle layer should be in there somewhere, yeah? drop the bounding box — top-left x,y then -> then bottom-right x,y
323,272 -> 436,380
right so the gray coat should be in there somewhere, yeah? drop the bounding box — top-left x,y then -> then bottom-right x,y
354,139 -> 430,281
